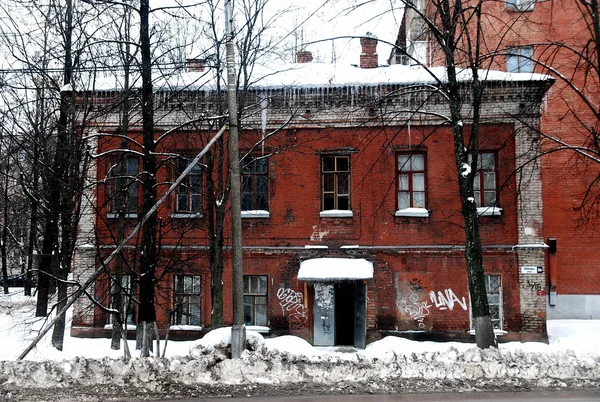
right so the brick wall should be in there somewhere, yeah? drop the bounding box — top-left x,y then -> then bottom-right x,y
73,73 -> 550,339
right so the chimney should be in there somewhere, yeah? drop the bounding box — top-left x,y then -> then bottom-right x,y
186,58 -> 205,72
360,32 -> 378,68
296,50 -> 313,64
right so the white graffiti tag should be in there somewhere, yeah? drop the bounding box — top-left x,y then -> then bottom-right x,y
277,287 -> 307,329
404,299 -> 432,329
429,289 -> 468,311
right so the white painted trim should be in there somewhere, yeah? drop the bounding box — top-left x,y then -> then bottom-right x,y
468,329 -> 508,336
477,206 -> 503,217
103,324 -> 137,331
241,210 -> 270,219
168,325 -> 203,331
394,208 -> 430,218
170,213 -> 203,219
107,213 -> 138,219
319,210 -> 353,218
246,325 -> 271,334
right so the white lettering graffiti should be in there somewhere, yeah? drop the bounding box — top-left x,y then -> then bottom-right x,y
429,289 -> 468,311
404,300 -> 432,329
277,287 -> 307,329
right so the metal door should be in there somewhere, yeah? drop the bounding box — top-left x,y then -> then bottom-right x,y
354,282 -> 366,348
313,283 -> 335,346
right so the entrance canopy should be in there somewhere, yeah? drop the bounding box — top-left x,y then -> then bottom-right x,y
298,258 -> 373,281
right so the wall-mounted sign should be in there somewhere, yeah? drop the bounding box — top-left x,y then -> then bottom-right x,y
521,266 -> 543,274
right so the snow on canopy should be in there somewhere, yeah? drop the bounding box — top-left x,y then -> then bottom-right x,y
298,258 -> 374,281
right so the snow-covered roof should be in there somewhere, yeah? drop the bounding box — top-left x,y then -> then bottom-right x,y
92,63 -> 552,93
298,258 -> 374,281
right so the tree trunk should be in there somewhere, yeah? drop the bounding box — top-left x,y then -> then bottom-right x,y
24,196 -> 38,297
1,170 -> 8,295
137,0 -> 158,357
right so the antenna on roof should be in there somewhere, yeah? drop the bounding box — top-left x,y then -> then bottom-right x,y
331,39 -> 336,64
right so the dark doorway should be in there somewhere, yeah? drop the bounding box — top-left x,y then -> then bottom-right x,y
335,282 -> 355,345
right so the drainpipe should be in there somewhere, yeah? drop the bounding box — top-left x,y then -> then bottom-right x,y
547,237 -> 557,306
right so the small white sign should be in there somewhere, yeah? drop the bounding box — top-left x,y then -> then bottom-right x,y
521,266 -> 540,274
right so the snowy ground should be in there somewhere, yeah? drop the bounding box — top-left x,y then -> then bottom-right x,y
1,288 -> 600,401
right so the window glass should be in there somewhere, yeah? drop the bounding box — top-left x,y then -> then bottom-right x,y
321,155 -> 351,211
473,152 -> 498,207
242,156 -> 269,212
243,275 -> 268,326
112,158 -> 138,214
507,46 -> 534,73
397,153 -> 427,210
176,157 -> 202,213
485,274 -> 502,330
174,275 -> 202,326
110,274 -> 136,326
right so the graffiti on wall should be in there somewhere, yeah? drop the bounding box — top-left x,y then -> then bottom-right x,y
429,289 -> 468,311
404,293 -> 432,328
523,280 -> 543,292
276,287 -> 307,329
402,285 -> 468,328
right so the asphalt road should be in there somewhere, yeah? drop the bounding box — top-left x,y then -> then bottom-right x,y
152,390 -> 600,402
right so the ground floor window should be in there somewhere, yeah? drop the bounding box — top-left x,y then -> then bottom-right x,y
174,275 -> 201,326
243,275 -> 268,326
469,274 -> 503,331
485,274 -> 503,330
110,274 -> 136,326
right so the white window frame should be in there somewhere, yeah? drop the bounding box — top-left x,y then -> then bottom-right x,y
173,275 -> 202,327
469,274 -> 506,335
243,275 -> 268,326
507,46 -> 534,73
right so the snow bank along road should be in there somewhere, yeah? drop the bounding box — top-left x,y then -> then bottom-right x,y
2,329 -> 600,402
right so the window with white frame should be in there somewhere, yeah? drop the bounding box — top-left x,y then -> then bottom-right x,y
321,155 -> 351,212
173,275 -> 201,326
485,274 -> 503,330
243,275 -> 267,326
470,274 -> 503,331
506,0 -> 535,12
176,157 -> 202,214
507,46 -> 534,73
397,153 -> 427,210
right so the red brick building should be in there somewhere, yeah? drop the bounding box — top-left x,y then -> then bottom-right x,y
72,38 -> 552,346
395,0 -> 600,319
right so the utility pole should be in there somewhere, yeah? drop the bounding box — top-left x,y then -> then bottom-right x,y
225,0 -> 246,358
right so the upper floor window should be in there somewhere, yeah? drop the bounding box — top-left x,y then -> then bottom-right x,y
321,155 -> 351,214
176,157 -> 202,214
111,157 -> 138,215
397,153 -> 427,210
243,275 -> 267,326
506,0 -> 534,11
472,152 -> 498,208
242,156 -> 268,213
507,46 -> 534,73
173,275 -> 201,326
